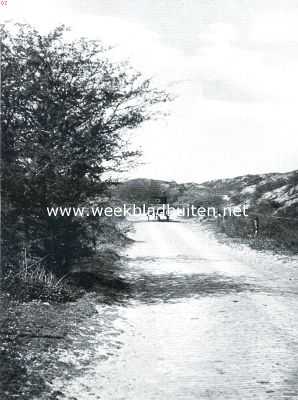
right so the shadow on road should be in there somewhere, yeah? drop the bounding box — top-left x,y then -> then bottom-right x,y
127,272 -> 255,304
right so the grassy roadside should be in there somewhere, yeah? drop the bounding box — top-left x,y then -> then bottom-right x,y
201,218 -> 298,257
0,242 -> 133,400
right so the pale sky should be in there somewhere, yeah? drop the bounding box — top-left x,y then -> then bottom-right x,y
1,0 -> 298,183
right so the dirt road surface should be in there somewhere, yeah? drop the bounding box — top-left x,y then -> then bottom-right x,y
53,217 -> 298,400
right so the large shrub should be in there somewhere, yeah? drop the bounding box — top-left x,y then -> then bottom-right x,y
1,23 -> 168,274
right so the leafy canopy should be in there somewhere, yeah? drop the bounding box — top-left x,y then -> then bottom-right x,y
1,23 -> 169,270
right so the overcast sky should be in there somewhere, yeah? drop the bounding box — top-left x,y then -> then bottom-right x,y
2,0 -> 298,183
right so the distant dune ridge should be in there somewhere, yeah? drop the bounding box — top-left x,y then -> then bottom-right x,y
116,170 -> 298,252
117,170 -> 298,217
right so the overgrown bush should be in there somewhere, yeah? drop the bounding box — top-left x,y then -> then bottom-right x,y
1,22 -> 168,291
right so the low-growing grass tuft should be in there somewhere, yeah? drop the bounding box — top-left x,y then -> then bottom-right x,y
3,263 -> 83,303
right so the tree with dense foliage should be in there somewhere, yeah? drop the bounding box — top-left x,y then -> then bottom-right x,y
1,23 -> 169,273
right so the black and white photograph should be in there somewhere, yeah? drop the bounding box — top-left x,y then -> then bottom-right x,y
1,1 -> 298,399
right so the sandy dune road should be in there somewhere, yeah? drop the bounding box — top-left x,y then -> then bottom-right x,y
53,217 -> 298,400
